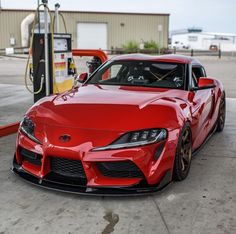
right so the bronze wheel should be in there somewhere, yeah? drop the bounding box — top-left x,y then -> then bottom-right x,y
216,91 -> 226,132
180,128 -> 192,173
173,124 -> 192,181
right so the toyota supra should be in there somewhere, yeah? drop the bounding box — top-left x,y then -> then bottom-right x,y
12,54 -> 226,195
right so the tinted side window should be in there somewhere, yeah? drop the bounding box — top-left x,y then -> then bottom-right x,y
193,67 -> 204,79
192,66 -> 204,87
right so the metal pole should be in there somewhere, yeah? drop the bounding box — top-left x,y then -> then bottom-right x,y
43,1 -> 50,96
37,0 -> 40,33
219,49 -> 221,59
191,49 -> 194,57
55,3 -> 60,33
219,43 -> 221,59
157,25 -> 163,55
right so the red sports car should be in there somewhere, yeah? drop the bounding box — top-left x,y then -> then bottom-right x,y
12,54 -> 226,195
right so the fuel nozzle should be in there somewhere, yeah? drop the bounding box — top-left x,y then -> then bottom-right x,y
29,62 -> 33,81
67,58 -> 77,77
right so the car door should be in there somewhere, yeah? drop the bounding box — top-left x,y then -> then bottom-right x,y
188,64 -> 215,149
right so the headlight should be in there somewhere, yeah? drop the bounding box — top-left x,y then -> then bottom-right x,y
93,128 -> 167,151
20,116 -> 42,144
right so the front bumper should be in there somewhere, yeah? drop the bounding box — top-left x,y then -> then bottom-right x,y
12,155 -> 171,196
12,128 -> 179,196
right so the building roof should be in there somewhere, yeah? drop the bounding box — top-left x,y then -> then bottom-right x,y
0,8 -> 170,16
171,28 -> 236,37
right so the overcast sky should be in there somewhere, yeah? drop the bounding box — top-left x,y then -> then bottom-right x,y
1,0 -> 235,33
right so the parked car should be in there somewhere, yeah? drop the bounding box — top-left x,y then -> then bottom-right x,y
12,54 -> 226,195
209,44 -> 218,51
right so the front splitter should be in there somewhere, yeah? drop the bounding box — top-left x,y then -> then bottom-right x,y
11,157 -> 172,196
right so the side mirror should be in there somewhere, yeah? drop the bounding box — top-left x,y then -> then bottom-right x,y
192,77 -> 216,91
77,73 -> 88,83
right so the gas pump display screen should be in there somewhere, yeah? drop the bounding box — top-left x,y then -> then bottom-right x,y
54,38 -> 68,52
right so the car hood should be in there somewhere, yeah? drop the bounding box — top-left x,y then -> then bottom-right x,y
29,84 -> 185,132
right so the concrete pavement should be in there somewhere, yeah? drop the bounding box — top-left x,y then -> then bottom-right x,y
0,84 -> 32,125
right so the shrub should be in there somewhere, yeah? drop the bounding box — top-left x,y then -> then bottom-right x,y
144,40 -> 159,50
122,40 -> 139,53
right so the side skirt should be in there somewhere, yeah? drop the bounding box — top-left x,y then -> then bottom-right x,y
192,123 -> 217,157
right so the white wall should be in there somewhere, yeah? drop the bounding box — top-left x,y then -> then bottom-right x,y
171,33 -> 236,51
221,44 -> 236,52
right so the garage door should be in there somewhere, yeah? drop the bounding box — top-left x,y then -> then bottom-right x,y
77,23 -> 107,50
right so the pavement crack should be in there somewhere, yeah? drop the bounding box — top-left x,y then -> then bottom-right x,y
190,203 -> 201,234
151,197 -> 171,234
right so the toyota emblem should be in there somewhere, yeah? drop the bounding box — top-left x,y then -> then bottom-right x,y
59,134 -> 71,142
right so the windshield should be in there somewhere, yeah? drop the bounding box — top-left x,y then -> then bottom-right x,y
87,61 -> 186,89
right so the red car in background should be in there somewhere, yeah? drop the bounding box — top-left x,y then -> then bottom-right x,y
12,54 -> 226,195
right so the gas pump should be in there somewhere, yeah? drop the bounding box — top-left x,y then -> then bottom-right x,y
25,0 -> 76,102
32,33 -> 75,102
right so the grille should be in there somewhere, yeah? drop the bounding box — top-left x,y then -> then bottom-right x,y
20,147 -> 42,166
96,161 -> 144,178
51,157 -> 86,178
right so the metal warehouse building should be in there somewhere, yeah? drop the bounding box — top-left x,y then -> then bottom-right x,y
0,9 -> 169,50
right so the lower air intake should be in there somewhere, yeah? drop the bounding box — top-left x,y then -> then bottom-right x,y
51,157 -> 86,179
96,161 -> 144,178
20,147 -> 42,166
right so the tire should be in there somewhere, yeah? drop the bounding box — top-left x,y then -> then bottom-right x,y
173,123 -> 192,181
216,91 -> 226,132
